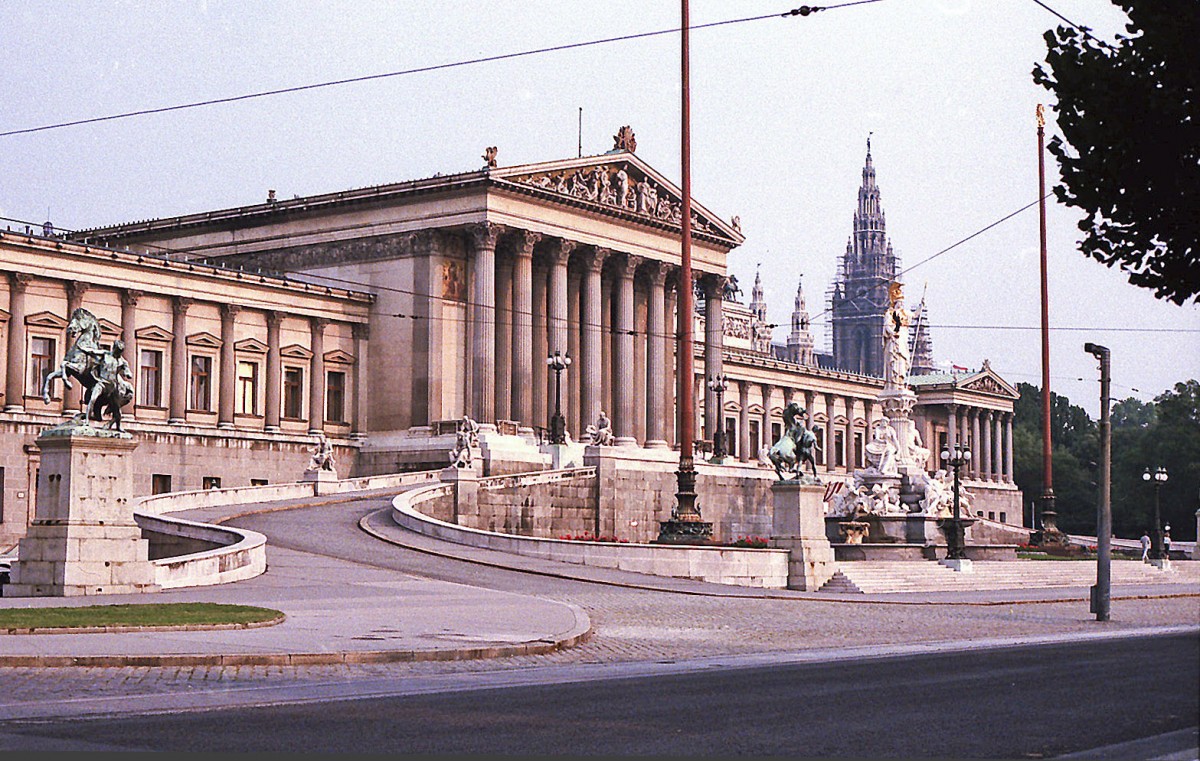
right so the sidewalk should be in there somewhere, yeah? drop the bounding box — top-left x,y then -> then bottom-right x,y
0,491 -> 590,667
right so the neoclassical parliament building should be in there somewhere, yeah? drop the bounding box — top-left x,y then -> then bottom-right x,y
0,133 -> 1022,548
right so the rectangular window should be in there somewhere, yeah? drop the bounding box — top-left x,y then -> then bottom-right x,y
771,422 -> 781,444
749,420 -> 761,458
814,426 -> 825,466
834,430 -> 846,468
237,361 -> 259,415
854,432 -> 865,468
203,476 -> 221,490
29,336 -> 56,394
325,370 -> 346,423
999,512 -> 1007,524
250,478 -> 268,486
725,416 -> 737,457
139,349 -> 163,407
283,367 -> 304,419
189,355 -> 212,411
151,474 -> 172,495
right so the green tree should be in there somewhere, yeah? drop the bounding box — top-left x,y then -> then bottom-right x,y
1012,382 -> 1098,534
1033,2 -> 1200,305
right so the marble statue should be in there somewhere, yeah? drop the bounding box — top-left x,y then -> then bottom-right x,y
449,414 -> 479,467
307,431 -> 337,473
882,281 -> 913,389
585,410 -> 615,446
864,418 -> 900,475
767,402 -> 818,481
40,307 -> 134,432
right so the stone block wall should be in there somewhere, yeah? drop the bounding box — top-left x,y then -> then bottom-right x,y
464,470 -> 597,537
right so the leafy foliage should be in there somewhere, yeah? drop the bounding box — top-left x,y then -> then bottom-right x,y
1014,380 -> 1200,540
1033,2 -> 1200,304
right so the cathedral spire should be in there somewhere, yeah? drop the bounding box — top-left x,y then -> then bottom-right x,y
749,264 -> 766,322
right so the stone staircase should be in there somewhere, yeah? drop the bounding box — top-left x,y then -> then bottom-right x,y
819,559 -> 1200,595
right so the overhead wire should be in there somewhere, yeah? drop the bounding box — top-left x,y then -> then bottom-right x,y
0,1 -> 887,139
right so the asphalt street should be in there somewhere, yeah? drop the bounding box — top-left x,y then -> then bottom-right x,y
2,632 -> 1195,756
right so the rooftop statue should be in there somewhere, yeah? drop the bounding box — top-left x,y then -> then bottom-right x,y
767,401 -> 818,481
41,307 -> 134,434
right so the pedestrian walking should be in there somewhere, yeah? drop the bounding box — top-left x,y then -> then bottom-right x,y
1140,531 -> 1151,561
1163,525 -> 1171,557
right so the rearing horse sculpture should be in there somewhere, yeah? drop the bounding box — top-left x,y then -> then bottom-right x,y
767,401 -> 819,481
41,308 -> 134,430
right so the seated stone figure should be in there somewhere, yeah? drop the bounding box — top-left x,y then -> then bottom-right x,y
585,410 -> 615,446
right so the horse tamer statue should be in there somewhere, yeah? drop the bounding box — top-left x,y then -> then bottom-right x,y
767,401 -> 818,481
42,308 -> 135,431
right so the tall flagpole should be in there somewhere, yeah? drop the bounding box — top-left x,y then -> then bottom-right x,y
658,0 -> 710,543
1036,103 -> 1061,542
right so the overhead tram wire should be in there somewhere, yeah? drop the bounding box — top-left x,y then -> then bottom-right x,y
0,1 -> 888,139
1028,0 -> 1106,46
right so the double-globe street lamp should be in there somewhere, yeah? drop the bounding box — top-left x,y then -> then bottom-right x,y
1143,466 -> 1168,560
940,444 -> 972,560
546,350 -> 571,445
708,373 -> 729,463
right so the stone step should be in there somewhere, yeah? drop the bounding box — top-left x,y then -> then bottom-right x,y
823,560 -> 1199,594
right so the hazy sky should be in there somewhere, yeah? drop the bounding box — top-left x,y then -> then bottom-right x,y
2,0 -> 1196,414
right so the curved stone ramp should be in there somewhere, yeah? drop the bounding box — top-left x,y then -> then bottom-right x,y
0,487 -> 591,667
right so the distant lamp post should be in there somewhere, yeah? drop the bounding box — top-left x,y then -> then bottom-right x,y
708,373 -> 729,463
546,351 -> 571,445
940,445 -> 972,561
1143,466 -> 1168,560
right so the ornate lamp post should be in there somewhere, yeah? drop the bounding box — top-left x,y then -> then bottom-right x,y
940,444 -> 972,560
1143,466 -> 1168,560
546,350 -> 571,445
708,373 -> 728,463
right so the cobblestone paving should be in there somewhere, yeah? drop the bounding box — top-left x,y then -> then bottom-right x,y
2,497 -> 1196,706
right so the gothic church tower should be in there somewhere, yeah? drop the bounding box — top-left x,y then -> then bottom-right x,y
828,139 -> 901,377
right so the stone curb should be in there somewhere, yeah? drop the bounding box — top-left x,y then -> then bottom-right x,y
0,613 -> 287,636
0,606 -> 592,669
359,509 -> 1200,607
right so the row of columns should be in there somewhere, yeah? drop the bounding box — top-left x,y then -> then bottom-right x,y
466,223 -> 684,447
946,404 -> 1015,483
3,272 -> 366,435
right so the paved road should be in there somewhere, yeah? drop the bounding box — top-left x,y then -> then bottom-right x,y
2,632 -> 1195,756
0,494 -> 1196,743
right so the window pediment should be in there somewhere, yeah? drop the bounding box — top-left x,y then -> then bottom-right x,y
97,317 -> 122,339
323,348 -> 355,364
235,337 -> 269,354
186,331 -> 223,349
26,311 -> 68,330
135,325 -> 173,342
281,343 -> 313,361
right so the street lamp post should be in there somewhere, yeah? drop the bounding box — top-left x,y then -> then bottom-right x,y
940,444 -> 972,561
546,351 -> 571,445
708,373 -> 728,463
1143,466 -> 1168,561
1085,341 -> 1111,621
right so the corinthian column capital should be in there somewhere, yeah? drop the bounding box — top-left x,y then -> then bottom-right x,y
468,221 -> 503,252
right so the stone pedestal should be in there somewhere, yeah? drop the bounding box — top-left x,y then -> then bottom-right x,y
7,431 -> 158,597
770,480 -> 836,591
939,558 -> 974,573
301,467 -> 339,495
440,464 -> 479,524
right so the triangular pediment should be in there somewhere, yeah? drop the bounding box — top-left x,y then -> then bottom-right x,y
323,348 -> 355,364
0,308 -> 9,323
493,152 -> 744,246
959,362 -> 1019,399
186,331 -> 223,349
135,325 -> 173,342
280,343 -> 313,361
26,311 -> 68,329
97,317 -> 122,338
235,337 -> 268,354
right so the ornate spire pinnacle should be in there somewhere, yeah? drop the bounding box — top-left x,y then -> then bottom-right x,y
788,273 -> 815,367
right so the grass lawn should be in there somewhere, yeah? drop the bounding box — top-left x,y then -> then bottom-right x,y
0,603 -> 283,630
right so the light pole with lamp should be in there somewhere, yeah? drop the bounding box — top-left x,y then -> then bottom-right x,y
940,444 -> 972,570
708,373 -> 728,463
1085,341 -> 1111,621
1143,466 -> 1169,566
546,350 -> 571,445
